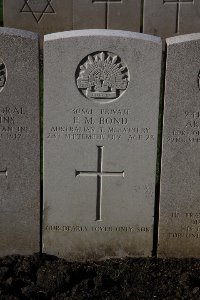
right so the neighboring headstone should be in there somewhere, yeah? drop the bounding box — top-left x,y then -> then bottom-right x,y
73,0 -> 141,31
43,29 -> 162,261
159,33 -> 200,258
73,0 -> 106,29
0,28 -> 40,256
4,0 -> 141,41
107,0 -> 141,31
3,0 -> 73,46
143,0 -> 200,39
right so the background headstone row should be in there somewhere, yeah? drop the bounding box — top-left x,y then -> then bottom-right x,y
3,0 -> 200,46
1,26 -> 200,260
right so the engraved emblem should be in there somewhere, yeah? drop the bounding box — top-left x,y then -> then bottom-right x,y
76,52 -> 129,103
20,0 -> 55,23
0,59 -> 7,93
76,146 -> 124,221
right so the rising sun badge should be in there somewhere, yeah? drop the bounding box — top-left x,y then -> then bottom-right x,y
76,52 -> 129,103
0,59 -> 7,93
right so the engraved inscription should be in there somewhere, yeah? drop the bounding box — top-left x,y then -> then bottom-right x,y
0,106 -> 30,140
0,59 -> 7,93
46,107 -> 155,143
20,0 -> 56,23
167,111 -> 200,143
46,225 -> 152,233
76,145 -> 125,221
76,52 -> 129,103
167,211 -> 200,239
163,0 -> 194,34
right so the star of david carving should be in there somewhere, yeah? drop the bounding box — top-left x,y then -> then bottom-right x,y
20,0 -> 55,23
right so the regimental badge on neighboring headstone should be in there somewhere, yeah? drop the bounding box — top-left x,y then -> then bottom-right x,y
198,71 -> 200,90
76,51 -> 129,103
0,59 -> 7,92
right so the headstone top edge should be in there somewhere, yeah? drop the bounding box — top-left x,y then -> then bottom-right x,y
0,27 -> 39,40
166,33 -> 200,46
44,29 -> 162,45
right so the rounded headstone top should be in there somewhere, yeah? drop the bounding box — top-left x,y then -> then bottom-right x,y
0,27 -> 38,40
44,29 -> 161,44
167,33 -> 200,45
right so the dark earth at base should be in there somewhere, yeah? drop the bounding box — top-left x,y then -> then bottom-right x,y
1,254 -> 200,299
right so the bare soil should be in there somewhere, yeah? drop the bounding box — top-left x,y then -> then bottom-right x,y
1,254 -> 200,299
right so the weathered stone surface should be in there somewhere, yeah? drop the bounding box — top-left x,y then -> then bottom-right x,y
0,28 -> 40,256
4,0 -> 141,37
159,33 -> 200,258
73,0 -> 106,29
73,0 -> 141,31
3,0 -> 73,45
43,30 -> 162,261
107,0 -> 141,31
143,0 -> 200,39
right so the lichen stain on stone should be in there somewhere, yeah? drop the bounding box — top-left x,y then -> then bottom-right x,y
57,234 -> 149,262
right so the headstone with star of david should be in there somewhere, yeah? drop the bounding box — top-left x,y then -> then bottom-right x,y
73,0 -> 141,31
3,0 -> 73,47
143,0 -> 200,40
43,29 -> 162,261
159,33 -> 200,258
0,27 -> 40,256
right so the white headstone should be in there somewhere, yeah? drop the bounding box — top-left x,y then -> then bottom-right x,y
3,0 -> 73,46
143,0 -> 200,39
0,28 -> 40,256
73,0 -> 141,31
73,0 -> 106,29
159,33 -> 200,258
43,30 -> 162,261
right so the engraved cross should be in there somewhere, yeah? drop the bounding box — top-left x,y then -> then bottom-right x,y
76,146 -> 124,221
92,0 -> 123,29
163,0 -> 194,33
